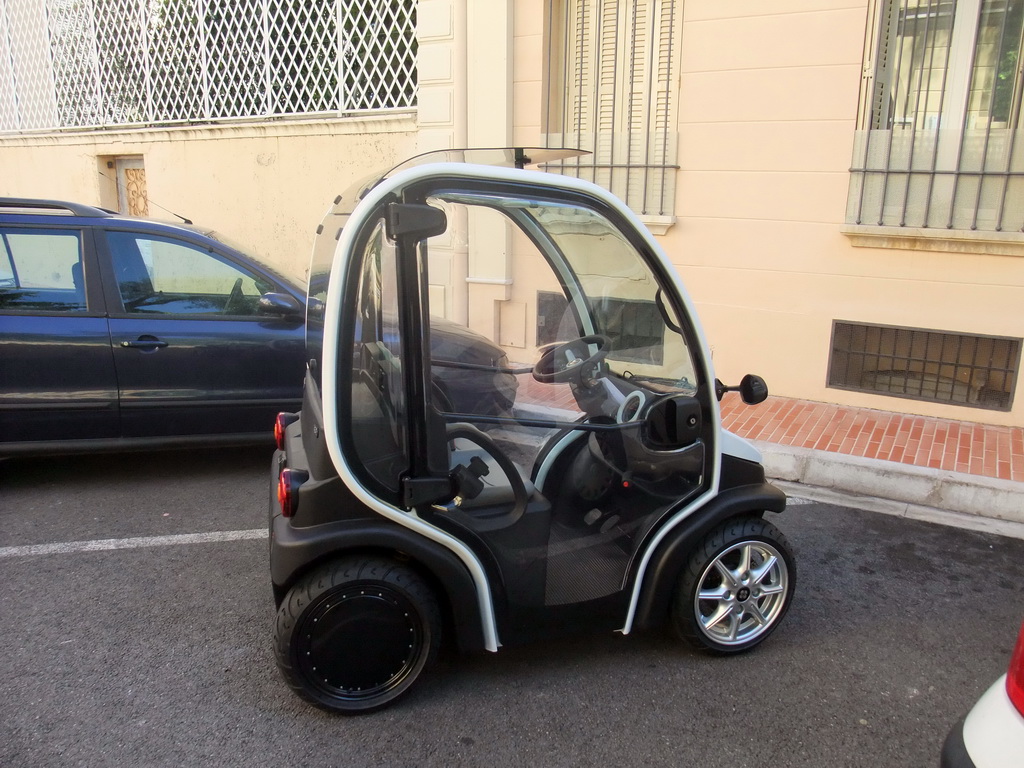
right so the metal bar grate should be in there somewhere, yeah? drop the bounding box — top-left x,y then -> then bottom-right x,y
544,0 -> 679,217
848,0 -> 1024,232
828,320 -> 1021,411
0,0 -> 416,133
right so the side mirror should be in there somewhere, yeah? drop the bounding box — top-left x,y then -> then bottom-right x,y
258,292 -> 304,318
714,374 -> 769,404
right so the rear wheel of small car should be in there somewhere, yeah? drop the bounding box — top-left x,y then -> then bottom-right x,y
274,556 -> 441,714
670,516 -> 795,653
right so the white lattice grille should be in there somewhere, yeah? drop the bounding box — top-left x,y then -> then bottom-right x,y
2,0 -> 62,130
149,0 -> 204,122
268,0 -> 337,114
342,0 -> 417,111
0,0 -> 417,133
206,0 -> 266,118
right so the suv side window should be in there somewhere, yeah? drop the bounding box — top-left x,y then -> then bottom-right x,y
106,231 -> 270,316
0,228 -> 86,312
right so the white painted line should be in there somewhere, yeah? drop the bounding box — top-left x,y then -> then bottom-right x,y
0,529 -> 267,559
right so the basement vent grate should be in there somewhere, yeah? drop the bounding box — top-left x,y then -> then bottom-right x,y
827,321 -> 1021,412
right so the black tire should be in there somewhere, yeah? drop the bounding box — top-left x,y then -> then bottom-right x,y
274,556 -> 442,714
670,516 -> 795,654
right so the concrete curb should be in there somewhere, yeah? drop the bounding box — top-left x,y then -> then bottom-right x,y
754,441 -> 1024,540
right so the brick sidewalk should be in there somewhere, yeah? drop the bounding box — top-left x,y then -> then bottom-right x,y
720,395 -> 1024,483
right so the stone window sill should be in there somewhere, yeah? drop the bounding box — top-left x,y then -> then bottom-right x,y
842,224 -> 1024,257
640,215 -> 676,236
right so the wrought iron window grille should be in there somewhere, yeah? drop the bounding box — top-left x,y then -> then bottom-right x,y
543,0 -> 680,218
848,0 -> 1024,233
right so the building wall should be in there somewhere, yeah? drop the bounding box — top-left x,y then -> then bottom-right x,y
669,0 -> 870,401
3,0 -> 1022,426
513,0 -> 1024,427
669,0 -> 1024,427
0,117 -> 418,284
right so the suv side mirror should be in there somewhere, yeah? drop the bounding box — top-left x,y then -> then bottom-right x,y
714,373 -> 769,404
258,292 -> 304,318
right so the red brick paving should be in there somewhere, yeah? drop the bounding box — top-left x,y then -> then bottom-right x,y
720,395 -> 1024,483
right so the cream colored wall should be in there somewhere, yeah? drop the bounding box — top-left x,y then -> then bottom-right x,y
668,0 -> 1024,427
510,0 -> 1024,427
668,0 -> 866,401
0,118 -> 418,284
512,1 -> 545,147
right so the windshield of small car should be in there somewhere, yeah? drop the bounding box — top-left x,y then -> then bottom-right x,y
430,191 -> 697,391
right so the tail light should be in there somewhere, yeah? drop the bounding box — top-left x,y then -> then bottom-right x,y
1007,619 -> 1024,716
275,412 -> 299,451
277,468 -> 308,518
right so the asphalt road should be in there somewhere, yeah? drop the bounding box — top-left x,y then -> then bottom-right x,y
1,447 -> 1022,767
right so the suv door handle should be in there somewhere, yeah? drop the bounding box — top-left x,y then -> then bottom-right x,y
121,337 -> 168,349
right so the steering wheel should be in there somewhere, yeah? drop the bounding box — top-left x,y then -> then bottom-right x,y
445,423 -> 529,527
224,277 -> 245,315
532,334 -> 610,385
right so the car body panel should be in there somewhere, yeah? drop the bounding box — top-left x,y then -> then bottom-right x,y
0,223 -> 120,441
962,675 -> 1024,767
942,619 -> 1024,768
108,315 -> 305,437
942,675 -> 1024,768
0,313 -> 119,441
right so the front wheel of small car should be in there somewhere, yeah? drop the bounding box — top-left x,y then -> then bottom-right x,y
670,516 -> 795,654
274,556 -> 442,714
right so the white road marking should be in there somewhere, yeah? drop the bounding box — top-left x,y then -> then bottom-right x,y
2,500 -> 816,560
0,529 -> 267,559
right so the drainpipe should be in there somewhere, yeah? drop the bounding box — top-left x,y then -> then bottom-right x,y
451,0 -> 470,325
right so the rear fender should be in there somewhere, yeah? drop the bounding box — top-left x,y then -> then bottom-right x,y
271,516 -> 487,653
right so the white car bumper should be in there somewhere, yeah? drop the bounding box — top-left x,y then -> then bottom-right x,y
942,675 -> 1024,768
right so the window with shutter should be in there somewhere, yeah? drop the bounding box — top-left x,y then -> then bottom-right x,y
545,0 -> 680,222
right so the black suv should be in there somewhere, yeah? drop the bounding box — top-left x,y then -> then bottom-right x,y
1,198 -> 517,456
0,198 -> 308,455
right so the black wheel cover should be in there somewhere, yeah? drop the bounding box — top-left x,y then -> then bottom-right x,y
297,585 -> 428,703
275,557 -> 441,714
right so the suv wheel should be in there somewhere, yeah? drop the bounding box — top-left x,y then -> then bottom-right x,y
670,516 -> 795,653
274,556 -> 441,713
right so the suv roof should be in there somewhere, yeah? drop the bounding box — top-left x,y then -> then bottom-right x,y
0,195 -> 303,291
0,197 -> 116,218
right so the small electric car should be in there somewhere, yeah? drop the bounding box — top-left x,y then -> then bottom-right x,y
270,148 -> 795,713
